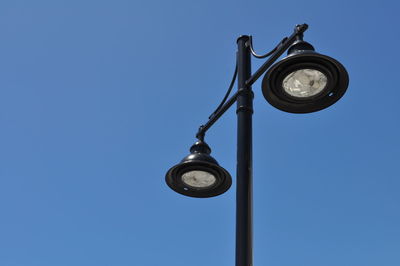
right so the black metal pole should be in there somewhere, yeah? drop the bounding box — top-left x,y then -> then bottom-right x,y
236,36 -> 253,266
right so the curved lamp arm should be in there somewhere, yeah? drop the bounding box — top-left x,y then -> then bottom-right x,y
245,24 -> 308,87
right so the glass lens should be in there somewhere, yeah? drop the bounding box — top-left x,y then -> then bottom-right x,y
282,69 -> 328,98
181,170 -> 216,188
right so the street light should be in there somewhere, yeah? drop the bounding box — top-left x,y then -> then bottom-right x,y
262,33 -> 349,113
165,24 -> 349,266
165,140 -> 232,198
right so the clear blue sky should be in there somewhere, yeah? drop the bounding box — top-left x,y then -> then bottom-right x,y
0,1 -> 399,266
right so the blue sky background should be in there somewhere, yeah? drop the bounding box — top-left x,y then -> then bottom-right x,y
0,1 -> 399,266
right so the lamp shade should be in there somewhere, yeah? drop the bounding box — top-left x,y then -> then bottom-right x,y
165,140 -> 232,198
262,40 -> 349,113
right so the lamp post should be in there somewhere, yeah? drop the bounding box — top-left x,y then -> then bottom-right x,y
166,24 -> 349,266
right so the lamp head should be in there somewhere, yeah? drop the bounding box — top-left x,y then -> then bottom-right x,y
262,38 -> 349,113
165,140 -> 232,198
